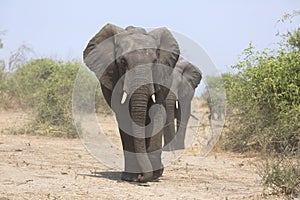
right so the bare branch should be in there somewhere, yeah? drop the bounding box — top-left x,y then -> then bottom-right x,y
8,44 -> 34,72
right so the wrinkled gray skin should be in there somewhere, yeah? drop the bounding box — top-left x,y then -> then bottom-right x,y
163,62 -> 202,151
83,24 -> 180,182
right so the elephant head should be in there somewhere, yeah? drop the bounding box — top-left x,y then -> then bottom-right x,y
83,24 -> 179,105
164,61 -> 202,151
83,24 -> 180,182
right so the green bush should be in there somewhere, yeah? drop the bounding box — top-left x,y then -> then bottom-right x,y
0,58 -> 112,138
223,42 -> 300,154
9,59 -> 61,108
36,61 -> 80,125
221,21 -> 300,197
257,156 -> 300,198
8,59 -> 81,137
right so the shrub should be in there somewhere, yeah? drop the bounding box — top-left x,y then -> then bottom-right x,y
257,155 -> 300,198
0,57 -> 113,137
223,43 -> 300,154
6,59 -> 81,137
1,58 -> 112,138
221,19 -> 300,198
8,59 -> 61,108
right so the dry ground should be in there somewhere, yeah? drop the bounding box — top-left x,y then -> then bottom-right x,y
0,109 -> 284,200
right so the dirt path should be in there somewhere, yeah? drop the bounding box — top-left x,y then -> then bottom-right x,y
0,111 -> 282,200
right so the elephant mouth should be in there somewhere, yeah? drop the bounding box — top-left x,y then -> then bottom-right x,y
120,65 -> 156,105
120,91 -> 156,104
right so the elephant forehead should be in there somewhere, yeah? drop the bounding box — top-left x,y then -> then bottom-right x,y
115,33 -> 158,53
124,49 -> 157,65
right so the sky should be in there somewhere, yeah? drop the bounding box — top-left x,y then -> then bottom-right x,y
1,0 -> 300,73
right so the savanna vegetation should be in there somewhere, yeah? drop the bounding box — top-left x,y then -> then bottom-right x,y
213,12 -> 300,198
0,44 -> 109,138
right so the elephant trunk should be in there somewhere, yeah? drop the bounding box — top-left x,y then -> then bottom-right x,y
121,66 -> 155,105
130,85 -> 153,182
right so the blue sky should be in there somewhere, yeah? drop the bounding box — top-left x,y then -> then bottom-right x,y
1,0 -> 300,72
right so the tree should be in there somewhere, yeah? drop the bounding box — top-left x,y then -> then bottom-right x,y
0,30 -> 4,49
8,44 -> 34,72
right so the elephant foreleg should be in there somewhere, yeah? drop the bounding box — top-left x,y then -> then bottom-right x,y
119,128 -> 141,181
163,92 -> 177,151
146,100 -> 164,180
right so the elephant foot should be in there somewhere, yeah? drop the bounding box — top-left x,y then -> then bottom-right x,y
137,171 -> 153,183
152,166 -> 164,181
125,167 -> 164,183
121,172 -> 139,182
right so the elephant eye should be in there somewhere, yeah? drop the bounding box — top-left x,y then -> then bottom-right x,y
118,57 -> 127,67
153,59 -> 158,64
121,58 -> 126,65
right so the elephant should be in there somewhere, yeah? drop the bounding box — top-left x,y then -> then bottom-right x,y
207,93 -> 225,120
163,61 -> 202,151
83,24 -> 180,182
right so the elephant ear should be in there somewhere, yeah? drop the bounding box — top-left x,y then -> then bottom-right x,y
83,23 -> 124,91
149,28 -> 180,98
179,61 -> 202,89
149,28 -> 180,69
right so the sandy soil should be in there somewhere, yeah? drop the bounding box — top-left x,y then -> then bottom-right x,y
0,110 -> 284,200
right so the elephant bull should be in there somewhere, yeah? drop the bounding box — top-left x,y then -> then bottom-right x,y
163,61 -> 202,151
83,24 -> 179,182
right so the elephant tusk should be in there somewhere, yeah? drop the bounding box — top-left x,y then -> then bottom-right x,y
175,100 -> 179,109
121,92 -> 128,104
151,94 -> 156,103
